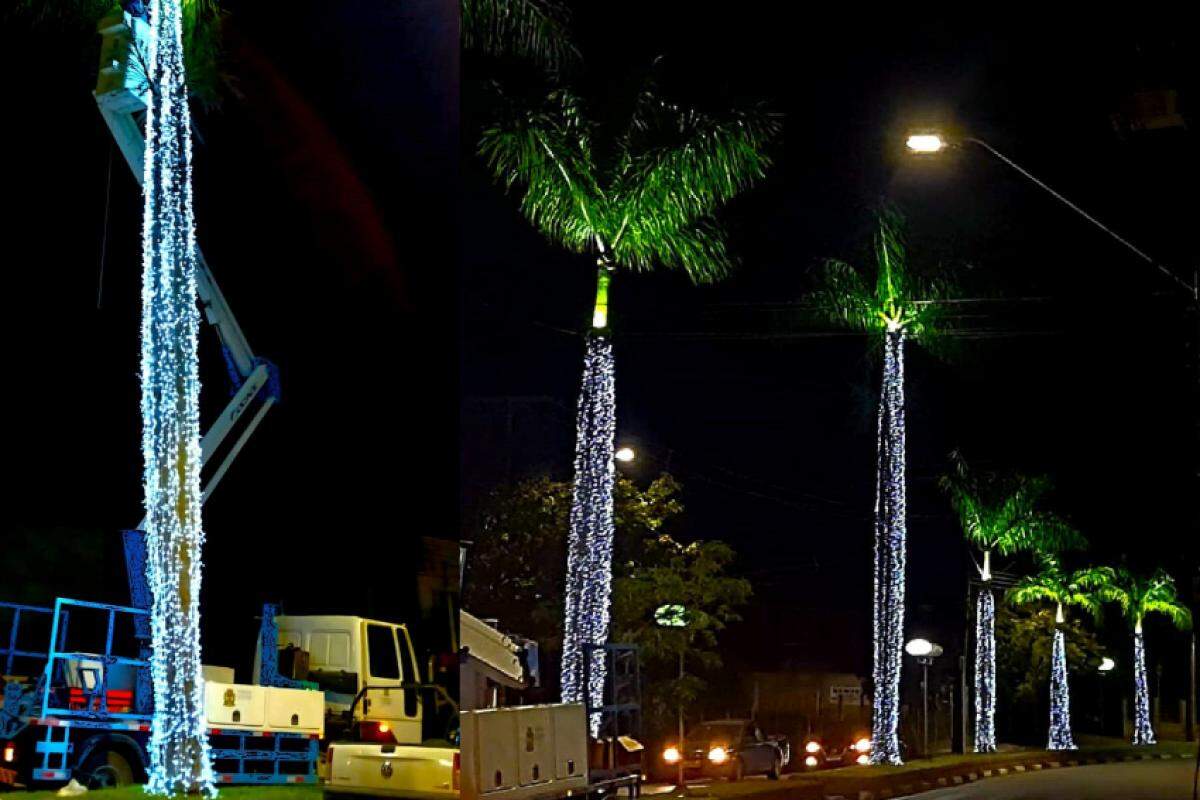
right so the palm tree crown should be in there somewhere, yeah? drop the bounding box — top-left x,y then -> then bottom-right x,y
812,208 -> 952,341
1091,567 -> 1193,632
480,84 -> 779,281
1007,555 -> 1113,622
939,453 -> 1085,565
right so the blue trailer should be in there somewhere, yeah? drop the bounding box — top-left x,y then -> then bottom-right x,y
1,535 -> 321,789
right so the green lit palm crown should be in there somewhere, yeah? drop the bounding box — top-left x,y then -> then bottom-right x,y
812,208 -> 953,342
938,452 -> 1085,558
479,83 -> 779,281
1089,566 -> 1192,631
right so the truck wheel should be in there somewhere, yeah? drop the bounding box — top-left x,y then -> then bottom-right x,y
80,749 -> 136,788
768,756 -> 782,780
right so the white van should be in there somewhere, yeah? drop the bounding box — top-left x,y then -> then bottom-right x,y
255,615 -> 423,744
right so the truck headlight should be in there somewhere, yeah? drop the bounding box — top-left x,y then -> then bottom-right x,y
663,746 -> 682,764
804,755 -> 819,768
853,737 -> 871,753
804,741 -> 821,754
707,747 -> 728,764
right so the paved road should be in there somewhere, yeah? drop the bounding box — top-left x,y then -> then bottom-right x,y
902,758 -> 1198,800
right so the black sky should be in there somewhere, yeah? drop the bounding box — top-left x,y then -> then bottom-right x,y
461,5 -> 1200,694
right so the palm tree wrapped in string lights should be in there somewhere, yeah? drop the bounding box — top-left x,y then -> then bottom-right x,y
812,208 -> 954,764
938,453 -> 1085,752
480,81 -> 778,725
1090,567 -> 1192,745
1007,556 -> 1113,750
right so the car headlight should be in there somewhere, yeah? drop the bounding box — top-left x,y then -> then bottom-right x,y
804,755 -> 819,768
853,737 -> 871,753
663,746 -> 681,764
707,747 -> 728,764
856,753 -> 870,766
804,741 -> 821,754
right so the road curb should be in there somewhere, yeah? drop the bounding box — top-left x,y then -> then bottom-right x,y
802,746 -> 1196,800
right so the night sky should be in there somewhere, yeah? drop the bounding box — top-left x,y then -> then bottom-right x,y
461,6 -> 1199,700
3,0 -> 458,673
3,1 -> 1198,715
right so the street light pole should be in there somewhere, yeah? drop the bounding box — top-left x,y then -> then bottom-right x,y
678,650 -> 685,789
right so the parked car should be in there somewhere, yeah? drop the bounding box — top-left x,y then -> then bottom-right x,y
661,720 -> 789,781
799,731 -> 872,770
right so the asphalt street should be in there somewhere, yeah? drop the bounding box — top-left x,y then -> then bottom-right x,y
901,758 -> 1199,800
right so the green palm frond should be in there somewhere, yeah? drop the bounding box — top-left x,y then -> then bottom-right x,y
462,0 -> 580,70
612,92 -> 778,258
478,80 -> 779,282
1007,561 -> 1108,622
479,88 -> 602,253
1095,567 -> 1193,631
939,453 -> 1085,557
812,207 -> 956,344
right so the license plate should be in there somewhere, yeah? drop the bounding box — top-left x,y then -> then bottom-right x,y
684,760 -> 702,769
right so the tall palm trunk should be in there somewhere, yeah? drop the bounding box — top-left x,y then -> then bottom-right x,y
141,0 -> 215,794
1048,605 -> 1076,750
974,583 -> 997,752
1132,622 -> 1156,745
561,265 -> 616,736
871,329 -> 906,764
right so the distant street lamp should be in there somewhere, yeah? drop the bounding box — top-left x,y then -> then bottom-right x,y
905,639 -> 943,758
1099,657 -> 1116,673
615,446 -> 636,463
1098,656 -> 1115,735
656,604 -> 689,788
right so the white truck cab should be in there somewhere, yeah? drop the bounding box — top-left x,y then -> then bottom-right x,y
254,615 -> 423,744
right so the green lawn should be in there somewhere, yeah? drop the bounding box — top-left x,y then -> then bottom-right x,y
13,787 -> 321,800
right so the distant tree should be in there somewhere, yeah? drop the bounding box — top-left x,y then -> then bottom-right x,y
994,605 -> 1106,743
463,472 -> 750,730
1007,556 -> 1113,750
812,207 -> 955,764
1090,567 -> 1192,745
611,535 -> 751,736
938,452 -> 1085,751
463,474 -> 685,650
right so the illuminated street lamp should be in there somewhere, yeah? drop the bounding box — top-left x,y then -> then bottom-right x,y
1099,657 -> 1116,673
905,639 -> 943,758
615,446 -> 636,463
904,133 -> 947,154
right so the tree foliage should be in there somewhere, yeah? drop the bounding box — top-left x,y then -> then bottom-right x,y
461,0 -> 579,70
463,472 -> 750,731
994,605 -> 1106,740
938,452 -> 1085,561
811,206 -> 954,346
1090,567 -> 1193,631
1007,555 -> 1114,623
479,80 -> 779,281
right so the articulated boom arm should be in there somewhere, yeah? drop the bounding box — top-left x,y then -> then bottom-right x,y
95,12 -> 279,527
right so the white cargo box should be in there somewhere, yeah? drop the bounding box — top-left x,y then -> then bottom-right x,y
203,681 -> 324,736
462,703 -> 588,798
204,682 -> 265,729
265,684 -> 325,734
